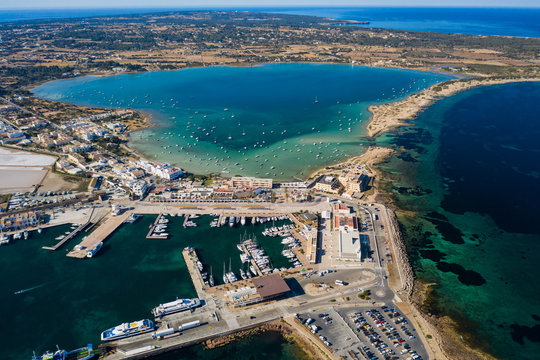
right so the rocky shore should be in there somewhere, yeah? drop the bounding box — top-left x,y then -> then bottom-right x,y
204,320 -> 329,360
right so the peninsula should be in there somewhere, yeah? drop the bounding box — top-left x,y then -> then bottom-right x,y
1,10 -> 539,360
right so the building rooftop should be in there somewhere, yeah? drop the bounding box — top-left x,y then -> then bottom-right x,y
252,274 -> 290,299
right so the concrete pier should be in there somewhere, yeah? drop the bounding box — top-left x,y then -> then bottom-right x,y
67,212 -> 129,258
181,248 -> 206,299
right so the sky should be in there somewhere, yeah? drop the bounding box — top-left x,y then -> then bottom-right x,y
2,0 -> 539,10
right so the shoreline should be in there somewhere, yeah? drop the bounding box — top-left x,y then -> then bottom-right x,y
21,64 -> 540,360
366,76 -> 540,138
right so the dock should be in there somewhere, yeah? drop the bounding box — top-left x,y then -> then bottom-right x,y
42,207 -> 95,251
182,248 -> 205,299
241,241 -> 263,276
67,212 -> 129,258
146,214 -> 167,239
42,222 -> 90,251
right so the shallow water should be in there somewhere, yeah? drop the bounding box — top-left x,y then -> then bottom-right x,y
376,82 -> 540,359
32,63 -> 453,180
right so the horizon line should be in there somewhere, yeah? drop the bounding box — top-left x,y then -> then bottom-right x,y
2,5 -> 540,10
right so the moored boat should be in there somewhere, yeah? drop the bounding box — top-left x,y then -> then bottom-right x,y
101,319 -> 154,341
152,298 -> 201,317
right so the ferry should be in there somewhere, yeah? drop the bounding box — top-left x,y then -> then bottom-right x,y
32,344 -> 95,360
152,298 -> 201,317
86,242 -> 103,258
101,319 -> 154,341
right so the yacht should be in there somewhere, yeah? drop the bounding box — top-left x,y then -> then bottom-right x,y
86,242 -> 103,258
151,298 -> 201,317
101,319 -> 154,341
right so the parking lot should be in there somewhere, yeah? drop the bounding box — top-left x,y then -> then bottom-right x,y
296,305 -> 427,360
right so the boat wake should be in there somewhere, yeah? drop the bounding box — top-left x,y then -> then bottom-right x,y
14,283 -> 47,295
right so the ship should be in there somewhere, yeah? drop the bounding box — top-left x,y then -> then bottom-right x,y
32,344 -> 95,360
152,298 -> 201,317
101,319 -> 154,341
86,242 -> 103,258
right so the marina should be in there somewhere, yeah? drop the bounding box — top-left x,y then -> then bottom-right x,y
0,212 -> 306,358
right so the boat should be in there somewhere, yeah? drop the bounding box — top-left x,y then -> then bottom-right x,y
37,228 -> 42,234
1,234 -> 10,245
13,232 -> 22,240
236,244 -> 243,251
101,319 -> 154,341
209,266 -> 214,287
32,344 -> 96,360
250,265 -> 258,276
240,217 -> 246,225
197,261 -> 203,272
152,298 -> 201,317
240,253 -> 249,263
229,216 -> 235,227
86,242 -> 103,258
127,214 -> 140,224
240,268 -> 247,280
24,230 -> 29,239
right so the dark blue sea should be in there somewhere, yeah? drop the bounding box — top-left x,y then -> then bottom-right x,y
376,81 -> 540,359
1,7 -> 540,37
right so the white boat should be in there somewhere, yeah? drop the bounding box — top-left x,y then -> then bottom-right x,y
86,242 -> 103,258
197,261 -> 203,272
101,319 -> 154,341
240,217 -> 246,225
250,265 -> 258,276
229,217 -> 235,227
152,298 -> 201,317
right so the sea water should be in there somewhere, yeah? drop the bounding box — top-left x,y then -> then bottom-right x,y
0,215 -> 299,359
32,63 -> 453,179
376,82 -> 540,359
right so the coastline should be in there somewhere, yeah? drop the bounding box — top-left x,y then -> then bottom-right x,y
366,76 -> 540,138
308,76 -> 540,360
23,65 -> 540,360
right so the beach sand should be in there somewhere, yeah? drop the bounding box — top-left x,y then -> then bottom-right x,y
366,77 -> 540,137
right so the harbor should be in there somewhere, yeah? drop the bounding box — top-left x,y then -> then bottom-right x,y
0,210 -> 310,359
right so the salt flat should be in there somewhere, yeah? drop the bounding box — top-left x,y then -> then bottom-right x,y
0,147 -> 56,167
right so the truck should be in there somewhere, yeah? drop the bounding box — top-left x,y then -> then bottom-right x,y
372,214 -> 378,221
310,324 -> 319,332
178,320 -> 201,332
152,326 -> 175,339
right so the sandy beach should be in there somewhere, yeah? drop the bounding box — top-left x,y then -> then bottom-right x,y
366,77 -> 540,137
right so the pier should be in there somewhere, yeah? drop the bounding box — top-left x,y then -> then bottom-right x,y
181,248 -> 206,299
146,214 -> 167,239
240,242 -> 263,276
42,207 -> 95,251
67,212 -> 129,258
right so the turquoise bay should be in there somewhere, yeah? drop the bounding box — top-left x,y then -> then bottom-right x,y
33,63 -> 453,179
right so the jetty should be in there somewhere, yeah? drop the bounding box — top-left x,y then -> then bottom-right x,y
181,248 -> 205,298
42,207 -> 95,251
241,242 -> 263,276
146,214 -> 167,239
67,212 -> 129,258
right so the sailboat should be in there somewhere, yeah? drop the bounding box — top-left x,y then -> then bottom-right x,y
209,266 -> 214,287
222,262 -> 229,284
